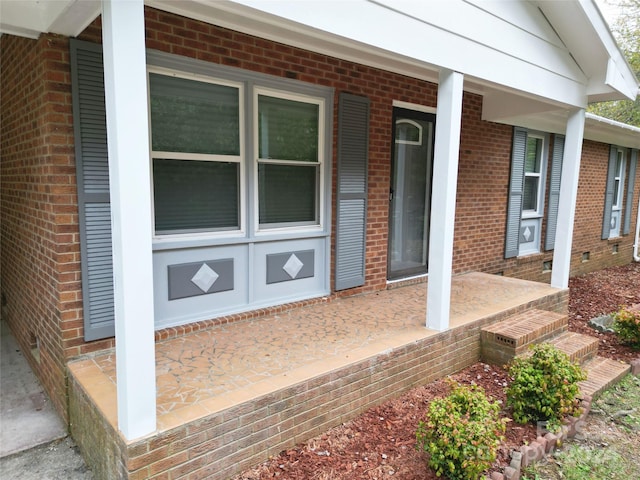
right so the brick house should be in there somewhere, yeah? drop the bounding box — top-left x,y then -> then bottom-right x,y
1,0 -> 639,478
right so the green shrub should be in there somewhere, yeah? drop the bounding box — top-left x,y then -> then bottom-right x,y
612,307 -> 640,348
416,380 -> 506,480
506,343 -> 586,432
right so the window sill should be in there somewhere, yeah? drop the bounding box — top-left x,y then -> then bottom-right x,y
515,252 -> 545,265
152,229 -> 330,251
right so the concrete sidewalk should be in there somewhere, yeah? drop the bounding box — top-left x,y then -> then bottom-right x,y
1,318 -> 92,478
0,319 -> 66,457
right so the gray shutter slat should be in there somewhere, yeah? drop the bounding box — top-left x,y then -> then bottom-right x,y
335,93 -> 369,290
505,127 -> 527,258
70,39 -> 115,341
545,134 -> 564,251
601,145 -> 618,240
623,149 -> 637,235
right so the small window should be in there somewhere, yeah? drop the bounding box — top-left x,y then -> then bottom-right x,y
256,91 -> 323,228
395,119 -> 422,145
523,137 -> 543,213
612,149 -> 625,210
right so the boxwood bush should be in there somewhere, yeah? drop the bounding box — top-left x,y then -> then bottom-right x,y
416,380 -> 506,480
506,343 -> 586,432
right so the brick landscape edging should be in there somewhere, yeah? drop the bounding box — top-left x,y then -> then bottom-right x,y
488,395 -> 593,480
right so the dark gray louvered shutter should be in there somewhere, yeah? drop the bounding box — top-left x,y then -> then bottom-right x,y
505,127 -> 528,258
544,134 -> 564,251
70,39 -> 115,341
601,145 -> 618,240
335,93 -> 369,290
623,149 -> 638,235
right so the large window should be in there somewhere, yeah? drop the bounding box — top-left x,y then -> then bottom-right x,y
149,72 -> 243,235
148,69 -> 326,238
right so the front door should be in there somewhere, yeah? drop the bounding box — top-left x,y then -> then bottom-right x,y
388,108 -> 435,280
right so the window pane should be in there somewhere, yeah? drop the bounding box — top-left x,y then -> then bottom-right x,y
258,95 -> 319,162
525,138 -> 541,173
523,176 -> 538,211
149,74 -> 240,155
153,159 -> 239,233
613,179 -> 620,207
258,164 -> 317,224
396,120 -> 421,143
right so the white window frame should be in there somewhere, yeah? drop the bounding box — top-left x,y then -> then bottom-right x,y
147,66 -> 246,242
612,147 -> 626,211
608,147 -> 626,238
517,132 -> 548,257
395,119 -> 423,146
521,133 -> 548,220
253,87 -> 326,234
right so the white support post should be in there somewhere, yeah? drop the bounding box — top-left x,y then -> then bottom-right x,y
102,0 -> 157,439
551,108 -> 586,289
426,69 -> 464,331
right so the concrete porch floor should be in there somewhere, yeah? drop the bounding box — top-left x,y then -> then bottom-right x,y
67,272 -> 567,479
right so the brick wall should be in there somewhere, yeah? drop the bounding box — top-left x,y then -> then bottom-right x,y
570,140 -> 639,276
0,34 -> 86,421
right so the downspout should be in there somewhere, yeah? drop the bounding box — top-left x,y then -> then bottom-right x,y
634,197 -> 640,261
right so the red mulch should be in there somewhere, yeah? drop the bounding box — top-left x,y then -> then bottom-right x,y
568,262 -> 640,362
235,264 -> 639,479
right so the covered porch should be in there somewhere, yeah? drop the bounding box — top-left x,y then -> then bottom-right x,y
68,272 -> 567,480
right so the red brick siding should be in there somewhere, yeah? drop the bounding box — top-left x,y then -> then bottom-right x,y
570,140 -> 638,275
0,34 -> 83,421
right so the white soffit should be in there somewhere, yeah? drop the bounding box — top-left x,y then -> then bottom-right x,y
0,0 -> 100,39
152,0 -> 591,108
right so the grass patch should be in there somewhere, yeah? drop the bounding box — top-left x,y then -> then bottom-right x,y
593,374 -> 640,431
523,373 -> 640,480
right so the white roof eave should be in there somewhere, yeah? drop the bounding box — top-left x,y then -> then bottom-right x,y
1,0 -> 637,150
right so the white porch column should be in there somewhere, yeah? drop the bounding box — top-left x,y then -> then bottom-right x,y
426,69 -> 464,331
102,0 -> 156,439
551,108 -> 586,289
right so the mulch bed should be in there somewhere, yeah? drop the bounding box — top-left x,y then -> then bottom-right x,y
235,264 -> 639,479
568,262 -> 640,362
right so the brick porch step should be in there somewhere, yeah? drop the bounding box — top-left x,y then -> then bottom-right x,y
481,309 -> 567,365
535,331 -> 599,364
578,356 -> 631,399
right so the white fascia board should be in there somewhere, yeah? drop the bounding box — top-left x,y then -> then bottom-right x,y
537,0 -> 638,102
584,113 -> 640,150
580,0 -> 638,101
160,0 -> 587,108
482,109 -> 640,151
0,23 -> 41,40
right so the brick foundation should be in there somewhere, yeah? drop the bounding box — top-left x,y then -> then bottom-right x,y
69,288 -> 568,480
